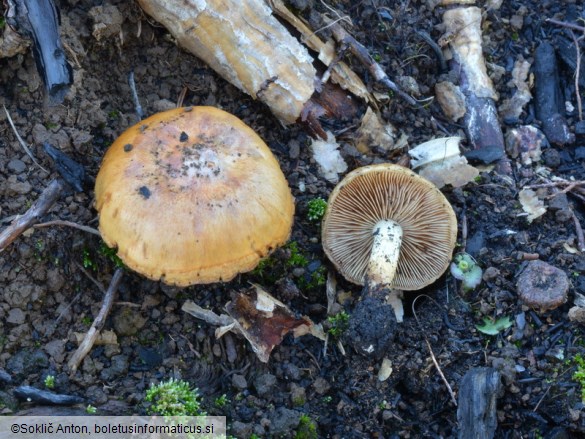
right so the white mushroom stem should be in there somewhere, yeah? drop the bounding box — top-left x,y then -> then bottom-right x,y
367,219 -> 404,322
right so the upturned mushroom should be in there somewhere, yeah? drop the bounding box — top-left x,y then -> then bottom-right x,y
95,106 -> 294,286
322,164 -> 457,356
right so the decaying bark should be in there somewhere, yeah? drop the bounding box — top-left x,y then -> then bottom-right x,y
438,3 -> 510,174
457,367 -> 502,439
136,0 -> 399,140
136,0 -> 317,125
0,179 -> 66,252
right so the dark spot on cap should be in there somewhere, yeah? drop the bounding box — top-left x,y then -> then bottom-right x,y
139,186 -> 151,199
124,144 -> 133,152
180,132 -> 189,142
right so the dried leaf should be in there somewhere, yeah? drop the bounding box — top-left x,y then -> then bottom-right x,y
226,286 -> 318,362
354,107 -> 398,154
409,137 -> 479,188
518,188 -> 546,223
311,132 -> 348,183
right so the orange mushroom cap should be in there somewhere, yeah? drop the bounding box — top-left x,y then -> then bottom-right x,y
95,107 -> 294,286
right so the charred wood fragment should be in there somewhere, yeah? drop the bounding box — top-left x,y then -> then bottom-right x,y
6,0 -> 73,105
534,41 -> 575,146
13,386 -> 85,406
43,143 -> 85,192
553,35 -> 585,89
457,367 -> 502,439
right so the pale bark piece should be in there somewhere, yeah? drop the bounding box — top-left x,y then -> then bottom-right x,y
136,0 -> 316,125
441,7 -> 509,173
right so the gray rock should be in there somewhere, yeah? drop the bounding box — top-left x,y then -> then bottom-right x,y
100,355 -> 129,381
232,374 -> 248,390
290,383 -> 306,406
268,407 -> 301,435
230,421 -> 253,438
312,377 -> 331,395
44,339 -> 66,363
7,159 -> 26,174
282,362 -> 301,381
254,373 -> 276,396
6,308 -> 26,325
6,349 -> 49,379
0,390 -> 19,412
112,308 -> 147,336
5,176 -> 32,195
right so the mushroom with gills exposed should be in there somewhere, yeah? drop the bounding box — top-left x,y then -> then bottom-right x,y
94,106 -> 295,286
322,163 -> 457,357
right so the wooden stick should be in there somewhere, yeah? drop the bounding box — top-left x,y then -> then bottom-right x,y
412,295 -> 458,406
67,268 -> 124,376
0,179 -> 66,252
327,20 -> 419,107
33,220 -> 101,236
3,105 -> 48,173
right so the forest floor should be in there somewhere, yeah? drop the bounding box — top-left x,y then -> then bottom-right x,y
0,0 -> 584,438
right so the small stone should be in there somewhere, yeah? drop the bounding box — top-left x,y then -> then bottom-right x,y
268,407 -> 301,435
543,148 -> 561,168
232,374 -> 248,390
230,421 -> 252,438
44,339 -> 66,363
254,373 -> 276,396
288,139 -> 300,160
290,383 -> 306,406
282,362 -> 301,381
504,126 -> 547,165
312,377 -> 331,395
112,308 -> 147,336
516,260 -> 569,311
575,120 -> 585,136
575,146 -> 585,161
6,349 -> 49,379
6,176 -> 32,195
6,308 -> 26,325
547,193 -> 569,211
482,266 -> 500,282
7,159 -> 26,174
568,306 -> 585,323
0,370 -> 13,384
100,355 -> 129,381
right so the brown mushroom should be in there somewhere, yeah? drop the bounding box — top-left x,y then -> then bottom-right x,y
516,260 -> 569,312
95,106 -> 294,286
322,163 -> 457,355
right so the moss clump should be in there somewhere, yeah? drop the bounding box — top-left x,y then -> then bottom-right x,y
306,198 -> 327,222
145,378 -> 205,416
295,414 -> 318,439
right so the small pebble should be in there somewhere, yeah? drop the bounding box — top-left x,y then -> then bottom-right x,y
7,159 -> 26,174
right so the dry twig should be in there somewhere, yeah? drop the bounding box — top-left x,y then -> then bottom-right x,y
0,179 -> 66,252
571,209 -> 585,252
326,20 -> 420,107
67,268 -> 124,376
412,295 -> 458,406
34,220 -> 101,236
3,105 -> 49,173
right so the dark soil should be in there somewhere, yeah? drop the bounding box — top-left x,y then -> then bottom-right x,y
1,0 -> 585,438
